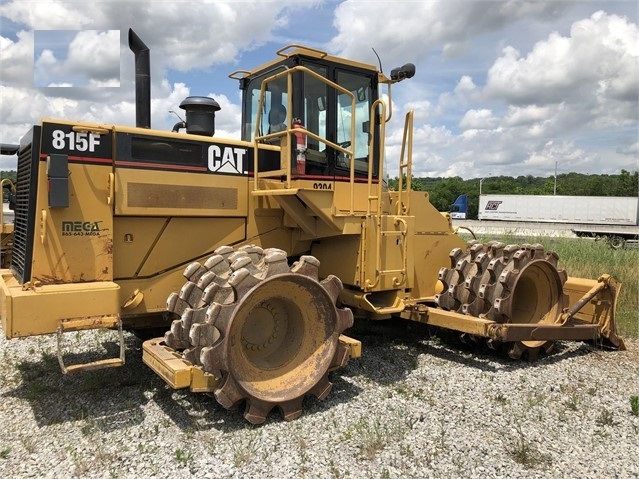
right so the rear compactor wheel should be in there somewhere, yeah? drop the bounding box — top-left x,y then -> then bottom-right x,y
164,245 -> 353,424
436,241 -> 568,360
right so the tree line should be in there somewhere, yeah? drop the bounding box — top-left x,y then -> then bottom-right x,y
388,170 -> 639,220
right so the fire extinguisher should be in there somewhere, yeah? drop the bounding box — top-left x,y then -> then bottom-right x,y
293,118 -> 306,175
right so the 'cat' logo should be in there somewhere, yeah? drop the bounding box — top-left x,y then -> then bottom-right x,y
208,145 -> 248,174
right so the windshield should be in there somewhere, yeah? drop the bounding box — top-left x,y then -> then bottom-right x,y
242,66 -> 288,142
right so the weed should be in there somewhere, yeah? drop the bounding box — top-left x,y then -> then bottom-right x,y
526,392 -> 546,407
80,419 -> 98,437
231,430 -> 259,467
329,459 -> 341,478
507,424 -> 550,469
399,442 -> 415,459
353,413 -> 408,460
77,374 -> 111,393
25,380 -> 60,400
0,447 -> 10,459
20,435 -> 37,454
564,394 -> 579,411
494,393 -> 508,405
437,417 -> 448,451
137,442 -> 158,454
356,417 -> 387,459
630,395 -> 639,416
174,448 -> 193,465
595,408 -> 617,427
394,384 -> 410,396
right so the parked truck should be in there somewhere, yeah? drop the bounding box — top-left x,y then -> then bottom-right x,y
477,194 -> 639,247
0,30 -> 625,424
449,194 -> 467,219
478,194 -> 638,225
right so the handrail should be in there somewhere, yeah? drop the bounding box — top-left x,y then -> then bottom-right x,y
367,99 -> 387,216
252,66 -> 357,203
276,44 -> 328,59
396,110 -> 414,215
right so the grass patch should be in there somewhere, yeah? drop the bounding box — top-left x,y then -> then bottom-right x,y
174,448 -> 193,465
507,424 -> 551,469
231,429 -> 260,467
595,408 -> 617,427
350,413 -> 409,460
631,395 -> 639,416
475,234 -> 638,338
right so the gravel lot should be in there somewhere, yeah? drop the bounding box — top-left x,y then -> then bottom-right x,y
1,320 -> 637,479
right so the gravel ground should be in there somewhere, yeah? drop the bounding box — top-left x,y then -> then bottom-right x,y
1,320 -> 637,479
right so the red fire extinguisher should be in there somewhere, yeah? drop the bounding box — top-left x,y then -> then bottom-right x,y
293,118 -> 306,175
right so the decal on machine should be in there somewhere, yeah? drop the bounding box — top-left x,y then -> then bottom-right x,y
41,122 -> 113,159
51,130 -> 101,152
61,221 -> 103,237
484,201 -> 503,211
208,145 -> 248,174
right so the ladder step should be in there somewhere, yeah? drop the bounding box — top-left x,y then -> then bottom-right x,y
63,358 -> 125,374
56,315 -> 125,374
58,316 -> 120,332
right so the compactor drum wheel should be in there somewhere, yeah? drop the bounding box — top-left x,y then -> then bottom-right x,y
436,241 -> 568,359
164,245 -> 353,424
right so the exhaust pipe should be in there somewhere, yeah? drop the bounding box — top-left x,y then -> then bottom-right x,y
128,28 -> 150,129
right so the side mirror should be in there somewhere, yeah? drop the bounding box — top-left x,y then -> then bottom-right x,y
390,63 -> 416,82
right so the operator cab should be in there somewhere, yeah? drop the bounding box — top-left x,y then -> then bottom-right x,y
236,46 -> 380,179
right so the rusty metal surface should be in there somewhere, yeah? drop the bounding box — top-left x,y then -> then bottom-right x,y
164,245 -> 353,424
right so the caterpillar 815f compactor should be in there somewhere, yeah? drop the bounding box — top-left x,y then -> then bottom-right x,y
0,30 -> 625,424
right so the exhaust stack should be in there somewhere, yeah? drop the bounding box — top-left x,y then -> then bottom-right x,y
128,29 -> 150,129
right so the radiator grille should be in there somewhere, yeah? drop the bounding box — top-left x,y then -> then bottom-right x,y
11,127 -> 40,283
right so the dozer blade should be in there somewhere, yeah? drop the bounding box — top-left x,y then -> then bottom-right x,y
559,274 -> 625,350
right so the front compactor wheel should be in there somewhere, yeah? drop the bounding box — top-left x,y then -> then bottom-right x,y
436,242 -> 568,360
164,246 -> 353,424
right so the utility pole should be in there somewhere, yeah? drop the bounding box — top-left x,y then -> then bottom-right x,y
554,160 -> 557,195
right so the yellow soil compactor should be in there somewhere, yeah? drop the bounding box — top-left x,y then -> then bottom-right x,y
0,30 -> 624,424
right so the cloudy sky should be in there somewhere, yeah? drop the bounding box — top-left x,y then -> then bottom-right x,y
0,0 -> 637,179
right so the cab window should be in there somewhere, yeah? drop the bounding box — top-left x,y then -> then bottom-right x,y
336,70 -> 372,173
243,66 -> 287,142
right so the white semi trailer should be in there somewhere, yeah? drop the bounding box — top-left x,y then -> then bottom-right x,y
477,194 -> 639,247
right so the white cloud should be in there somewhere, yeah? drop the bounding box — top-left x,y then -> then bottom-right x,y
66,30 -> 120,82
0,30 -> 34,85
485,11 -> 638,107
503,105 -> 553,127
459,109 -> 497,131
0,0 -> 94,30
329,0 -> 569,63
